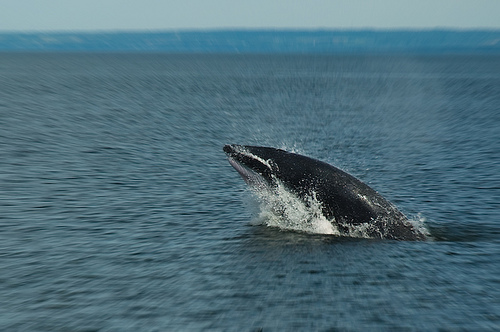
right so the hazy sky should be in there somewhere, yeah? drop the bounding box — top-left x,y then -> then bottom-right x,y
1,0 -> 499,31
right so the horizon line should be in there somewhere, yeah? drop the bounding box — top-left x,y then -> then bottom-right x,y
1,27 -> 500,34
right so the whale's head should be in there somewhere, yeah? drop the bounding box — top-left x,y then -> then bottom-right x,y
224,142 -> 329,193
223,144 -> 329,193
223,144 -> 284,190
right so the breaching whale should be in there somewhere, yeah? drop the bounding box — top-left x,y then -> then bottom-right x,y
223,144 -> 426,240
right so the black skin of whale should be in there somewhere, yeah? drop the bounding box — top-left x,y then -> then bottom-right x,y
223,144 -> 426,241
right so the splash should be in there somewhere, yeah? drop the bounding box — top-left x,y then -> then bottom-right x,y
407,213 -> 431,239
249,178 -> 368,237
247,178 -> 429,239
251,180 -> 338,235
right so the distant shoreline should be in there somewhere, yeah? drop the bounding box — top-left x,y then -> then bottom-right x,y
1,29 -> 499,53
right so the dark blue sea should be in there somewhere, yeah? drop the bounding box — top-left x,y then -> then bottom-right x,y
1,53 -> 499,331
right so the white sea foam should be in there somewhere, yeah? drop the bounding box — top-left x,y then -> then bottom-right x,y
407,213 -> 431,239
251,180 -> 338,235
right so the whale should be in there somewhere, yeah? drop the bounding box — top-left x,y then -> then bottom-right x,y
223,144 -> 426,240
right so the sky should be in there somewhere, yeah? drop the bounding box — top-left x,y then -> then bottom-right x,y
1,0 -> 499,32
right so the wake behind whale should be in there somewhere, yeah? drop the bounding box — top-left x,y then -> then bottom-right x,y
224,144 -> 427,241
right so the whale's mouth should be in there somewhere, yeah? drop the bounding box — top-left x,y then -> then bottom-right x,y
227,156 -> 269,189
224,144 -> 272,190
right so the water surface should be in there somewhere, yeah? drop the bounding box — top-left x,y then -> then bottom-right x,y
1,54 -> 499,330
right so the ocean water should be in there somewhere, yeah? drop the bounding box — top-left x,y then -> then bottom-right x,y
1,53 -> 499,331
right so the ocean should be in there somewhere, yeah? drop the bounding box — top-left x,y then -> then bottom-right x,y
1,53 -> 499,331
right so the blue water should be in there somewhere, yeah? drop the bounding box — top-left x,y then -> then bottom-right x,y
1,54 -> 499,331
